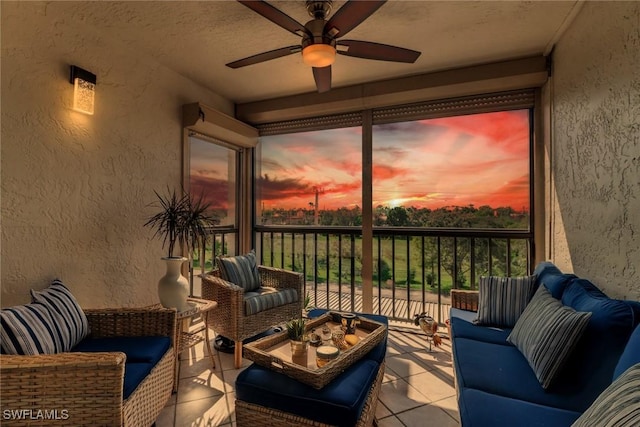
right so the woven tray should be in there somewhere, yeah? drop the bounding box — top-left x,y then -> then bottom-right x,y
243,312 -> 386,389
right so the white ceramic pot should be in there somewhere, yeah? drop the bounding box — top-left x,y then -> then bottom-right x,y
158,257 -> 189,311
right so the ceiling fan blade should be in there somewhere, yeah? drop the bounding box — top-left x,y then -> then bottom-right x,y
337,40 -> 421,63
324,0 -> 386,39
226,45 -> 301,68
313,66 -> 331,93
237,1 -> 310,37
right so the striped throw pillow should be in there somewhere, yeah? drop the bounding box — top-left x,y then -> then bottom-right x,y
572,363 -> 640,427
507,286 -> 591,389
216,250 -> 261,292
476,275 -> 537,327
30,280 -> 89,351
0,302 -> 64,355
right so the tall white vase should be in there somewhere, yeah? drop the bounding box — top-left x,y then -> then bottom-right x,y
158,257 -> 189,312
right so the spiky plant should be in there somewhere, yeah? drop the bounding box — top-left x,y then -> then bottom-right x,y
286,317 -> 306,341
144,188 -> 217,258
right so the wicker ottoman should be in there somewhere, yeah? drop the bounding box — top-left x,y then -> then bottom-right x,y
235,310 -> 388,427
235,361 -> 385,427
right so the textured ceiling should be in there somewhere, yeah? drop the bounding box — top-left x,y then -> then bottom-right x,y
49,0 -> 579,103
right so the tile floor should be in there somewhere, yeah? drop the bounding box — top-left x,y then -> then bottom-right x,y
156,321 -> 459,427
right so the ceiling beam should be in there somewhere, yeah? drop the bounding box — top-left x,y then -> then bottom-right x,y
236,55 -> 549,125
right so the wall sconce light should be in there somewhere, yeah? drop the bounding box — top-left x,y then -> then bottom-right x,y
69,65 -> 96,115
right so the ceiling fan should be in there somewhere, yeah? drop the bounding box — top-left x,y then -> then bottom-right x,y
226,0 -> 421,93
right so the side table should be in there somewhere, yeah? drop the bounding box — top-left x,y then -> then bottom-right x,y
155,297 -> 218,392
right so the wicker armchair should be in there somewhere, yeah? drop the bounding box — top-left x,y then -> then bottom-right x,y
202,266 -> 303,368
0,307 -> 176,427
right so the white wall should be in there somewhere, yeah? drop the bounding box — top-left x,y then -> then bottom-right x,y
1,2 -> 233,307
551,2 -> 639,300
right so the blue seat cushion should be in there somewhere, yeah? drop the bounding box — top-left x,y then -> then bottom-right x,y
123,362 -> 154,400
453,337 -> 604,412
236,359 -> 380,427
458,388 -> 581,427
307,309 -> 388,364
449,316 -> 512,345
558,279 -> 639,398
71,336 -> 171,366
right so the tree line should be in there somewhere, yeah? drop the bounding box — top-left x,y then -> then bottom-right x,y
261,204 -> 529,229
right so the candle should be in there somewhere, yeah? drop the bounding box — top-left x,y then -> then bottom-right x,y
316,345 -> 339,368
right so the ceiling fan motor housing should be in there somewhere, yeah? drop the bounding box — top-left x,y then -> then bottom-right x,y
302,19 -> 336,50
306,0 -> 332,19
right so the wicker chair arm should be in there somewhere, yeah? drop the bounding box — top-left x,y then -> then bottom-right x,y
450,289 -> 479,312
258,266 -> 303,293
0,352 -> 125,426
201,272 -> 244,296
84,307 -> 177,344
201,274 -> 243,340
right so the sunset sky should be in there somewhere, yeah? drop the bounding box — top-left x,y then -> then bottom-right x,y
258,110 -> 530,211
190,110 -> 531,214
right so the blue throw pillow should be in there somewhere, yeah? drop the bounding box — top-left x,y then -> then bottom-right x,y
533,261 -> 576,299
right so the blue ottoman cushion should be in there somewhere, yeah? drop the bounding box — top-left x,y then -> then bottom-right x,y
236,359 -> 380,426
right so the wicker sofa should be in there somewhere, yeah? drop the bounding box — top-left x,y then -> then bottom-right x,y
202,265 -> 303,368
0,306 -> 176,426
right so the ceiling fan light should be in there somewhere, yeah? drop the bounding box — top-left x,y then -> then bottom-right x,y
302,44 -> 336,67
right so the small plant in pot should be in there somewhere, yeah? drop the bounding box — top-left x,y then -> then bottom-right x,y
286,317 -> 309,365
144,188 -> 217,311
286,317 -> 306,341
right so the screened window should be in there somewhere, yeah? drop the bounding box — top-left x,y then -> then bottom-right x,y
189,135 -> 238,227
372,110 -> 531,229
253,90 -> 537,318
256,127 -> 362,226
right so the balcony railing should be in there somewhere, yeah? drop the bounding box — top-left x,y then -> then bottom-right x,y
192,225 -> 532,325
255,225 -> 532,325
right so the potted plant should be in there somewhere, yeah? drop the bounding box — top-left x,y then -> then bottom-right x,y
144,188 -> 216,311
286,317 -> 308,365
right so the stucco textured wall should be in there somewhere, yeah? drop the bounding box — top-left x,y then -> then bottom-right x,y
552,2 -> 639,300
1,2 -> 233,307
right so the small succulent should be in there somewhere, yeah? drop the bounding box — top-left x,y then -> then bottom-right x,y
286,318 -> 306,341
